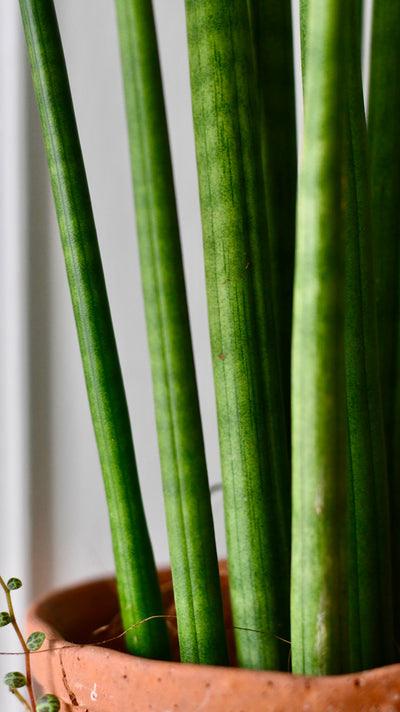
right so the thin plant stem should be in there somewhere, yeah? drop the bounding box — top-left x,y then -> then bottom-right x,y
10,687 -> 32,712
0,577 -> 36,712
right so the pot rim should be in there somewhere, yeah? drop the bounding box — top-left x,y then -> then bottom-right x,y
26,574 -> 400,712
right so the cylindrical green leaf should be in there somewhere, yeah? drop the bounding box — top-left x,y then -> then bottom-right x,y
368,0 -> 400,646
114,0 -> 228,665
19,0 -> 170,660
342,0 -> 394,671
185,0 -> 290,670
247,0 -> 297,438
291,0 -> 349,675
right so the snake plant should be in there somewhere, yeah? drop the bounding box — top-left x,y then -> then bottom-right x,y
18,0 -> 399,676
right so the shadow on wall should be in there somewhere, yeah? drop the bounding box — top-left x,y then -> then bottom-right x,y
27,74 -> 55,598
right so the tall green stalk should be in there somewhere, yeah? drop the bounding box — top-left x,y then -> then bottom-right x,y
114,0 -> 228,665
19,0 -> 170,660
342,0 -> 394,671
185,0 -> 291,670
291,0 -> 349,675
368,0 -> 400,647
247,0 -> 297,437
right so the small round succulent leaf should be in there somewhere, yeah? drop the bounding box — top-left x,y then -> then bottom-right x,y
6,578 -> 22,591
3,671 -> 27,688
0,612 -> 11,627
27,631 -> 46,651
37,694 -> 61,712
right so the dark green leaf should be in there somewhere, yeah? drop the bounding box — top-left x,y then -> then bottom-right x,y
0,612 -> 11,627
26,631 -> 45,651
3,671 -> 26,688
19,0 -> 169,661
37,694 -> 61,712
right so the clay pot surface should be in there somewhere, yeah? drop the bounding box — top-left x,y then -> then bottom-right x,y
26,565 -> 400,712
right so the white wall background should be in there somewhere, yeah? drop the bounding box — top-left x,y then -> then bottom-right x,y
1,3 -> 30,708
0,1 -> 371,709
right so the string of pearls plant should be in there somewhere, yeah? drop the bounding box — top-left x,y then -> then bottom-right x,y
0,576 -> 60,712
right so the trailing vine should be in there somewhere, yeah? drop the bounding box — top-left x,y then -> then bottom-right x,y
0,576 -> 60,712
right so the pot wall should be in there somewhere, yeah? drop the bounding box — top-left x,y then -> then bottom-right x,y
26,568 -> 400,712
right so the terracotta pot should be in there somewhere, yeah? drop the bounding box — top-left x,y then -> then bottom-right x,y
26,564 -> 400,712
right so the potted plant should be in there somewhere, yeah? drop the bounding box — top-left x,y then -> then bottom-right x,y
3,0 -> 400,708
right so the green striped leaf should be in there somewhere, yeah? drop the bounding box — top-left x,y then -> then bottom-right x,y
291,0 -> 349,675
115,0 -> 228,665
19,0 -> 170,660
185,0 -> 290,670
